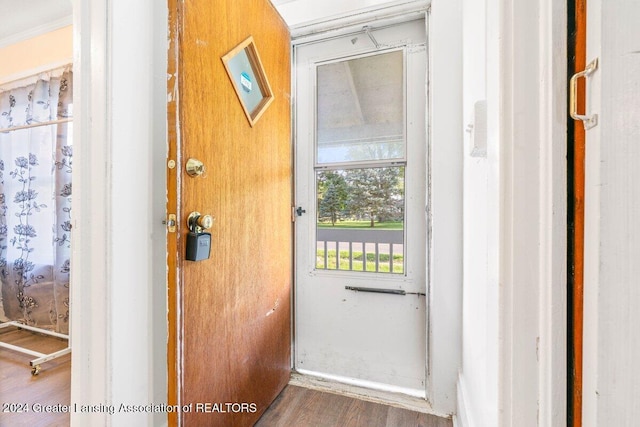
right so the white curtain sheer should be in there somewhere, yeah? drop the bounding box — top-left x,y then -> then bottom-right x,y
0,68 -> 72,333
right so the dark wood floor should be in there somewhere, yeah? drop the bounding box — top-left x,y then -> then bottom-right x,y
256,385 -> 452,427
0,327 -> 71,427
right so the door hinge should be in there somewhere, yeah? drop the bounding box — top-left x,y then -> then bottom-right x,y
166,214 -> 177,233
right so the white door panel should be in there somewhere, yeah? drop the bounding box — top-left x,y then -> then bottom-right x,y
294,18 -> 428,394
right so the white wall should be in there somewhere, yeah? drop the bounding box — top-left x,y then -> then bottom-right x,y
149,4 -> 168,426
458,0 -> 498,424
583,1 -> 640,425
0,26 -> 72,83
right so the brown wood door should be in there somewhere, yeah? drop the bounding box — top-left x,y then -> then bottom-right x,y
569,0 -> 586,425
167,1 -> 292,426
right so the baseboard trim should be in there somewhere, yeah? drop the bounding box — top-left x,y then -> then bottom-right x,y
289,370 -> 450,419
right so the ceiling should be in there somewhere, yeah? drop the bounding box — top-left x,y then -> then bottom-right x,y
270,0 -> 298,5
0,1 -> 297,44
0,0 -> 72,44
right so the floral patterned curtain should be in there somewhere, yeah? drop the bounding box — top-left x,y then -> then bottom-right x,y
0,69 -> 72,334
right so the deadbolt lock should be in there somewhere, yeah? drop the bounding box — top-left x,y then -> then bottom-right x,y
186,158 -> 206,177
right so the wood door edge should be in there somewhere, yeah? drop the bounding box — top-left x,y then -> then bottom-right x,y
167,0 -> 182,425
569,0 -> 586,426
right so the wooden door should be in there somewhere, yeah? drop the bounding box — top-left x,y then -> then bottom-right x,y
167,1 -> 292,426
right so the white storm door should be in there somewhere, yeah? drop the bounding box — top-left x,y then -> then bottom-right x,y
294,18 -> 428,396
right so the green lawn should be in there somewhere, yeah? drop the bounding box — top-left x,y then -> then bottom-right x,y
316,249 -> 404,274
317,220 -> 404,230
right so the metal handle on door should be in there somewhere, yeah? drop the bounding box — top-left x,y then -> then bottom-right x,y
346,286 -> 406,295
570,58 -> 598,130
345,286 -> 427,297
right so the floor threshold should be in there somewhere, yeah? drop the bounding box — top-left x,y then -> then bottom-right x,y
289,371 -> 447,418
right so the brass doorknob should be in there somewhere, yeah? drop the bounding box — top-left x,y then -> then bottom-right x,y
187,212 -> 215,232
186,158 -> 206,177
196,214 -> 214,230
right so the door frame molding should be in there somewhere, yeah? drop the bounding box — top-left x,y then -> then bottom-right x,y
70,0 -> 110,424
288,0 -> 431,41
496,0 -> 567,425
70,0 -> 167,425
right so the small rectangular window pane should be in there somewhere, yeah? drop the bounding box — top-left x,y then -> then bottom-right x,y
315,167 -> 405,274
316,51 -> 405,164
226,48 -> 265,114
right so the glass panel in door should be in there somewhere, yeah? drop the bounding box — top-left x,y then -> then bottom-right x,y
314,50 -> 407,276
315,166 -> 405,274
316,50 -> 405,165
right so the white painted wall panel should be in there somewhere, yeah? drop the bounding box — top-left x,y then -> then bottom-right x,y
458,0 -> 497,424
71,0 -> 167,425
584,1 -> 640,425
